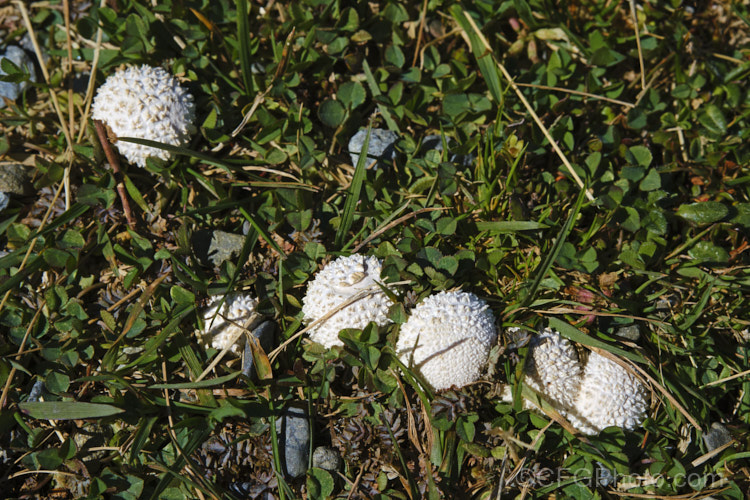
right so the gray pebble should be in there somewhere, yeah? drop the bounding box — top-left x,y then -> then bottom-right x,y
27,379 -> 45,402
192,229 -> 246,267
348,128 -> 398,168
703,422 -> 732,451
655,295 -> 679,310
594,461 -> 616,487
421,134 -> 475,167
0,46 -> 36,107
312,446 -> 342,472
0,193 -> 8,212
276,405 -> 310,478
614,324 -> 640,341
242,321 -> 275,377
0,164 -> 32,195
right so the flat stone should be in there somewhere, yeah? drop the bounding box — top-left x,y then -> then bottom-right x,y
192,229 -> 246,267
703,422 -> 732,451
312,446 -> 342,472
0,164 -> 31,195
348,128 -> 398,168
0,46 -> 36,107
276,405 -> 310,478
614,325 -> 640,341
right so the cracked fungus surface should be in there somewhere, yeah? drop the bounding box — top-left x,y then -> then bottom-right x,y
302,255 -> 393,348
199,293 -> 259,355
92,65 -> 195,167
396,290 -> 497,391
568,352 -> 649,435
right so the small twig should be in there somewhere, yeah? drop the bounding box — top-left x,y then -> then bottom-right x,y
514,82 -> 635,109
700,367 -> 750,388
0,181 -> 65,317
94,119 -> 136,229
16,0 -> 73,208
0,305 -> 44,409
352,207 -> 450,253
629,0 -> 647,91
412,0 -> 429,67
77,0 -> 108,144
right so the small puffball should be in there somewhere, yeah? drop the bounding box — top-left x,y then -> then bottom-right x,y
302,255 -> 393,348
92,64 -> 195,167
396,290 -> 497,391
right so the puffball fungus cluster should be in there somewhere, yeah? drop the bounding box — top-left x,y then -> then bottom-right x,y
395,290 -> 497,391
92,65 -> 195,167
301,256 -> 498,390
514,328 -> 649,435
199,293 -> 259,355
301,255 -> 394,349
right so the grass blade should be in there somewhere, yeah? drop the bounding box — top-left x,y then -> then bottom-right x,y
236,0 -> 253,95
475,221 -> 549,232
19,401 -> 124,419
547,317 -> 646,363
361,60 -> 400,133
335,126 -> 370,249
450,7 -> 503,103
148,371 -> 240,390
518,187 -> 586,306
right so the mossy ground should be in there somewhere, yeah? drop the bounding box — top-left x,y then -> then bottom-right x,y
0,0 -> 749,498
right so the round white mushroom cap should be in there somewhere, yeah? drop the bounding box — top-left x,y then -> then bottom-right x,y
396,290 -> 497,391
524,328 -> 583,411
92,64 -> 195,167
568,352 -> 649,435
199,293 -> 259,355
302,255 -> 393,348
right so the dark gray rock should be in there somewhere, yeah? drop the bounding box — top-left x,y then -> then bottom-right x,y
312,446 -> 342,472
0,164 -> 32,195
241,321 -> 276,378
348,128 -> 398,168
614,325 -> 640,341
0,46 -> 36,107
276,405 -> 310,478
192,229 -> 246,267
421,134 -> 475,167
703,422 -> 732,451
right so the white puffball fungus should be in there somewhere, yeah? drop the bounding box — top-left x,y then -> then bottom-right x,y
506,327 -> 649,435
92,64 -> 195,167
568,352 -> 649,435
302,255 -> 393,348
199,293 -> 259,355
524,328 -> 583,412
396,290 -> 497,391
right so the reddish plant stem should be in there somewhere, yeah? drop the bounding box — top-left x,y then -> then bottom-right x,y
94,119 -> 136,229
